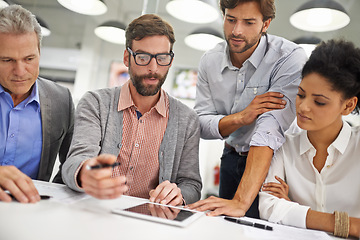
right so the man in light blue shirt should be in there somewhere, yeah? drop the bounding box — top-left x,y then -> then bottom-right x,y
0,82 -> 42,179
188,0 -> 307,218
0,5 -> 74,203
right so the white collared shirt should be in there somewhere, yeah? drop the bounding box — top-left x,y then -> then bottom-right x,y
259,120 -> 360,228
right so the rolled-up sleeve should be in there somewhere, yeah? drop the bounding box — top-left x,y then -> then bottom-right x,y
250,47 -> 307,151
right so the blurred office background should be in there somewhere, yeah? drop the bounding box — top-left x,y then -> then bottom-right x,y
2,0 -> 359,198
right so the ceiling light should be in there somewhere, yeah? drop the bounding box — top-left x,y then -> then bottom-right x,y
293,36 -> 321,57
36,16 -> 51,37
94,20 -> 126,44
166,0 -> 219,24
57,0 -> 107,15
0,2 -> 51,36
185,28 -> 223,51
0,0 -> 9,8
290,0 -> 350,32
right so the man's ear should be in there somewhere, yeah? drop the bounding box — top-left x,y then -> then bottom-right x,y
169,56 -> 174,68
262,18 -> 271,33
123,49 -> 129,67
342,96 -> 358,115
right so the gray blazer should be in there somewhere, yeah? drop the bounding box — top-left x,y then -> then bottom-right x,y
62,86 -> 202,204
37,78 -> 74,183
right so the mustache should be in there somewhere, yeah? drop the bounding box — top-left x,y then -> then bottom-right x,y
230,34 -> 245,40
139,73 -> 162,79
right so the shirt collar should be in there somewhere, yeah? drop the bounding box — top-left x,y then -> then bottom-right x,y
0,80 -> 40,110
331,120 -> 351,154
220,42 -> 234,72
118,80 -> 168,118
299,130 -> 311,156
26,80 -> 40,110
247,34 -> 267,68
220,34 -> 267,72
299,119 -> 352,155
118,81 -> 134,111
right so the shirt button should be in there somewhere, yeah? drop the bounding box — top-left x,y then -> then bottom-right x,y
117,143 -> 121,149
130,166 -> 134,170
134,143 -> 139,147
139,120 -> 143,123
10,133 -> 15,138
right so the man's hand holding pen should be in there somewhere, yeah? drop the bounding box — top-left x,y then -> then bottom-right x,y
79,154 -> 127,199
0,166 -> 41,203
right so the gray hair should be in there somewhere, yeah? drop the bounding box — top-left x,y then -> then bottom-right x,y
0,4 -> 42,50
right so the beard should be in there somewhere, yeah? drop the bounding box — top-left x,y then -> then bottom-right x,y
225,32 -> 261,54
226,35 -> 259,54
225,24 -> 264,54
129,68 -> 168,96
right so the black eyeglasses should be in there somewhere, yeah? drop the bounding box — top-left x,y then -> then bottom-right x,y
127,47 -> 174,66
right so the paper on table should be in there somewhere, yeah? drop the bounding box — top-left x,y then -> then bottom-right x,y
33,180 -> 90,204
240,217 -> 332,240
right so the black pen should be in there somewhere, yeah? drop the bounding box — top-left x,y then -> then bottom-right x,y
86,162 -> 121,170
8,193 -> 51,201
224,217 -> 273,231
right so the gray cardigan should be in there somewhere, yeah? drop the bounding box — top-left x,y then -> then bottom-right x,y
62,86 -> 202,204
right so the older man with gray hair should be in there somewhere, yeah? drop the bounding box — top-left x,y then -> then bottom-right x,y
0,5 -> 74,203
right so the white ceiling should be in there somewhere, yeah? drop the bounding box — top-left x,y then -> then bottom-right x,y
8,0 -> 360,72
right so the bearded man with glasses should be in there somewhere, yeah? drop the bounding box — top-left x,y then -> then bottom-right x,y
62,14 -> 202,206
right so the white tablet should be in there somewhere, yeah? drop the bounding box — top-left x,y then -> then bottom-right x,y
112,202 -> 204,227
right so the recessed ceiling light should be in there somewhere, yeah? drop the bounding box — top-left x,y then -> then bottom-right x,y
185,28 -> 223,51
57,0 -> 107,15
0,0 -> 9,8
166,0 -> 219,24
94,21 -> 126,44
290,0 -> 350,32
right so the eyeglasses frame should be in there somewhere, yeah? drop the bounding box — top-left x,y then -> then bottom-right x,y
127,47 -> 174,66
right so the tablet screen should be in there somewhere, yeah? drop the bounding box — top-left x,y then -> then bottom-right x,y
112,202 -> 204,227
123,202 -> 194,222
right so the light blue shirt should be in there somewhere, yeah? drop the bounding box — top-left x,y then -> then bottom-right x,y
194,34 -> 308,153
0,81 -> 42,179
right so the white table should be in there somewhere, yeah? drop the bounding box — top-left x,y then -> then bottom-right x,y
0,181 -> 337,240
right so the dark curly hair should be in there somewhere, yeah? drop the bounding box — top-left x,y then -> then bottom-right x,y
125,14 -> 175,51
302,39 -> 360,114
219,0 -> 275,21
